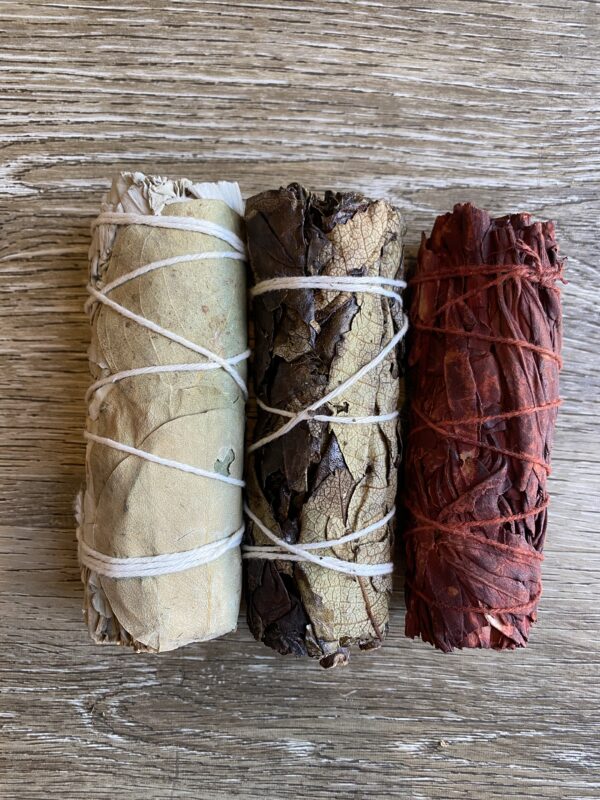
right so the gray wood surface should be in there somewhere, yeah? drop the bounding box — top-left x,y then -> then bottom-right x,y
0,2 -> 599,798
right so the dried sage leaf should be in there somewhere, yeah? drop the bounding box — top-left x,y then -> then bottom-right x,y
78,172 -> 247,652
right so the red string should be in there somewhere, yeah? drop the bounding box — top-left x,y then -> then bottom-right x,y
433,272 -> 516,318
409,264 -> 530,284
409,398 -> 562,437
412,322 -> 563,366
408,253 -> 565,288
406,579 -> 542,616
404,501 -> 547,562
411,405 -> 552,474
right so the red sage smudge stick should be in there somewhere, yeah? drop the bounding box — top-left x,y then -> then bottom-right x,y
404,203 -> 563,651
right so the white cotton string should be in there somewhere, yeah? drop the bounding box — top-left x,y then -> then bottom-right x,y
92,212 -> 246,255
87,216 -> 248,397
251,275 -> 406,303
83,250 -> 245,314
85,351 -> 251,403
78,525 -> 244,579
247,274 -> 406,453
248,319 -> 407,453
244,507 -> 396,554
255,397 -> 399,425
243,505 -> 394,577
82,202 -> 247,578
87,284 -> 248,397
244,271 -> 406,577
84,431 -> 245,487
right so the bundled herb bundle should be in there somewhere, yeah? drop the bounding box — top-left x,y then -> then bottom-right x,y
78,172 -> 248,652
404,202 -> 563,651
244,184 -> 406,668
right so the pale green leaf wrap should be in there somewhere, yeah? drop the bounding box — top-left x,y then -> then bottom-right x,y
78,173 -> 246,652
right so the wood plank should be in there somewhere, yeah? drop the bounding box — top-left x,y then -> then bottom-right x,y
0,1 -> 598,798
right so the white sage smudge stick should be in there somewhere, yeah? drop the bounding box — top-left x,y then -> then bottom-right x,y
77,172 -> 248,652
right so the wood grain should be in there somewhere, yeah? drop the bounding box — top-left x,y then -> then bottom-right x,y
0,2 -> 599,798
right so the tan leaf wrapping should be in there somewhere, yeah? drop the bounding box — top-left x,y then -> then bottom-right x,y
79,173 -> 246,652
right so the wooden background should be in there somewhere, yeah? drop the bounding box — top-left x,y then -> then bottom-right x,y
0,1 -> 599,798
